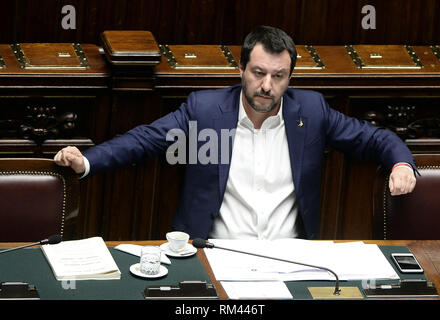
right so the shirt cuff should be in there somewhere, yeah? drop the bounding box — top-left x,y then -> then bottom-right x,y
392,162 -> 414,173
78,156 -> 90,179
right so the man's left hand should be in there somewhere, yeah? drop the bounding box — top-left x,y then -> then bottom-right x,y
389,165 -> 416,196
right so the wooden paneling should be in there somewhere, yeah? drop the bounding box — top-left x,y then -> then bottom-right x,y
1,22 -> 440,240
0,0 -> 439,45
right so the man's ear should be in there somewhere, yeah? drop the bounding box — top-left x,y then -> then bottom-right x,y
239,62 -> 244,77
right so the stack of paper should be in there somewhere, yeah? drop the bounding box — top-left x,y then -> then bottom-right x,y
41,237 -> 121,280
204,239 -> 399,282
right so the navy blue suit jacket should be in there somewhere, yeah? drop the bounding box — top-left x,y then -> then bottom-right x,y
84,85 -> 415,239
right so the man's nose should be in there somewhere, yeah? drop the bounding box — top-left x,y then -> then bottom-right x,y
261,74 -> 272,93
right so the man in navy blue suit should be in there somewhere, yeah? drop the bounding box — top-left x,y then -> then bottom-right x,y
55,26 -> 417,240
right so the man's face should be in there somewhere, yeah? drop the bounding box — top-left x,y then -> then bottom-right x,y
240,43 -> 291,114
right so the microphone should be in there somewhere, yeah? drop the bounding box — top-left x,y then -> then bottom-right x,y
41,234 -> 62,245
0,235 -> 62,254
193,238 -> 341,296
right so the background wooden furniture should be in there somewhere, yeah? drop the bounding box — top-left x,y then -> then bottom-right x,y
1,0 -> 439,45
1,38 -> 439,241
0,1 -> 439,240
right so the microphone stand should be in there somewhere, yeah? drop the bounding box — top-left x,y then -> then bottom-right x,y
0,242 -> 43,254
211,244 -> 341,296
0,235 -> 62,255
196,239 -> 365,299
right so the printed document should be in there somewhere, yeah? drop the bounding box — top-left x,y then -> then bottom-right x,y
204,239 -> 399,281
41,237 -> 121,280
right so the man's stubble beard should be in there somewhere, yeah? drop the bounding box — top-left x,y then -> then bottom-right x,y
241,76 -> 282,114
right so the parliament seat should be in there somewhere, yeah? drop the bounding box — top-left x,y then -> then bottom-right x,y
372,154 -> 440,240
0,158 -> 79,241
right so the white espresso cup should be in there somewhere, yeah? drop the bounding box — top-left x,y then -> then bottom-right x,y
166,231 -> 190,252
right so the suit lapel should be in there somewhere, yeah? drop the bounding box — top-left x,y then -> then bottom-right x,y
283,93 -> 306,195
214,87 -> 240,199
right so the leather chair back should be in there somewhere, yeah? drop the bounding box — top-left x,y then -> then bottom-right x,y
373,154 -> 440,240
0,158 -> 79,241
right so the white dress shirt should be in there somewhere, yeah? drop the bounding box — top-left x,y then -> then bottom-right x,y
209,93 -> 298,240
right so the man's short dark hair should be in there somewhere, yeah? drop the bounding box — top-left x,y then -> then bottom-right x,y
240,25 -> 297,75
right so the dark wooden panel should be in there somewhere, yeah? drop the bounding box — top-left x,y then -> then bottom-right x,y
97,91 -> 162,240
0,42 -> 110,241
0,0 -> 439,45
1,30 -> 440,241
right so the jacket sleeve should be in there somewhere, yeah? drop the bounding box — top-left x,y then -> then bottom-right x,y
83,93 -> 196,177
321,95 -> 417,172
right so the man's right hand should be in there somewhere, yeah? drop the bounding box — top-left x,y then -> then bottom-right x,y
54,146 -> 86,174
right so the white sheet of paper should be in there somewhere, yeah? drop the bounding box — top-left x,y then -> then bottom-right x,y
204,239 -> 399,282
221,281 -> 293,299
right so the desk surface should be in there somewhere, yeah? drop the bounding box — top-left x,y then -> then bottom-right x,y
1,240 -> 439,300
203,240 -> 440,300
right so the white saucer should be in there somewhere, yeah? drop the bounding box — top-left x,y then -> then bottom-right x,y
160,242 -> 197,258
130,263 -> 168,278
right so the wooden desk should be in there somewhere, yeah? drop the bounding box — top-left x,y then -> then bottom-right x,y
1,240 -> 439,300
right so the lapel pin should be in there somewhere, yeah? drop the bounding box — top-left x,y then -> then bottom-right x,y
298,118 -> 304,127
